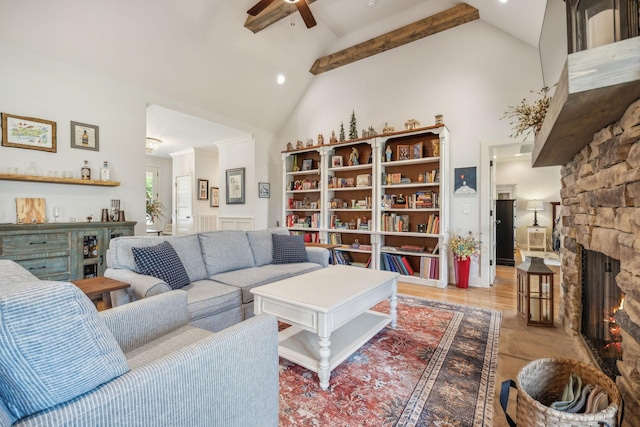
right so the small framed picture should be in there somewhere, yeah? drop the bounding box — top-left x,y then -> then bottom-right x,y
301,159 -> 313,171
412,142 -> 422,159
226,168 -> 245,204
259,182 -> 270,198
1,113 -> 57,153
332,156 -> 343,168
397,145 -> 411,161
70,121 -> 99,151
198,179 -> 209,200
210,187 -> 219,207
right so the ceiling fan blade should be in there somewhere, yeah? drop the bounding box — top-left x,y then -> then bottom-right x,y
247,0 -> 276,16
295,0 -> 317,28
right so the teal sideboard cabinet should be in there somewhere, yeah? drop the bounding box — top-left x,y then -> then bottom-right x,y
0,222 -> 136,281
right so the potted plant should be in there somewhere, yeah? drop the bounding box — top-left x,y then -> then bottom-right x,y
146,190 -> 166,223
448,230 -> 481,288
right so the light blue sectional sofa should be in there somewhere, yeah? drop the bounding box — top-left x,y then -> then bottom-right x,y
0,260 -> 279,427
105,228 -> 329,332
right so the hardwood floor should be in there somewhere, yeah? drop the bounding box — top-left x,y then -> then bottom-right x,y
398,255 -> 590,426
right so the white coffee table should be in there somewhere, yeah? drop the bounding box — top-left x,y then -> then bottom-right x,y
251,265 -> 399,390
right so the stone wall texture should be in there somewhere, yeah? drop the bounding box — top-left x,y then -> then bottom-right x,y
560,98 -> 640,426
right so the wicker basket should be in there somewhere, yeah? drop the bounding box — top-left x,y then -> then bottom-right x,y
501,358 -> 621,427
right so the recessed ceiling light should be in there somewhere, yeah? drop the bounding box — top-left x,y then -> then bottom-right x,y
277,74 -> 286,85
499,0 -> 508,3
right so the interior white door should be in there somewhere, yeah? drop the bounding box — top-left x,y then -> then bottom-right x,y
176,175 -> 193,235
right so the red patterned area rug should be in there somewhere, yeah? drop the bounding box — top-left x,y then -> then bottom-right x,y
278,295 -> 502,426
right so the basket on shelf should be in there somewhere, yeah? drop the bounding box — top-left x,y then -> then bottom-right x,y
500,358 -> 621,427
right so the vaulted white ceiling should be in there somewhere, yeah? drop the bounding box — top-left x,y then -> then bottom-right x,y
0,0 -> 547,156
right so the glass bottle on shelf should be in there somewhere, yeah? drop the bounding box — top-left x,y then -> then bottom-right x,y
100,161 -> 110,181
81,160 -> 91,180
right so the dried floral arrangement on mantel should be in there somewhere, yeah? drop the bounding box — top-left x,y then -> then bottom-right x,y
502,86 -> 552,140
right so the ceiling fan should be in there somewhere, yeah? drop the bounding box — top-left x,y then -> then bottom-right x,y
247,0 -> 317,29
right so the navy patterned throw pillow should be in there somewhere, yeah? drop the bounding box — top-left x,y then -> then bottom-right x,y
132,241 -> 190,290
272,234 -> 307,264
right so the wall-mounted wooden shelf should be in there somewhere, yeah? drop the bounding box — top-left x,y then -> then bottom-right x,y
0,174 -> 120,187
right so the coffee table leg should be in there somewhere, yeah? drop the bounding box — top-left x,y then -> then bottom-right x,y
390,291 -> 398,329
318,335 -> 331,390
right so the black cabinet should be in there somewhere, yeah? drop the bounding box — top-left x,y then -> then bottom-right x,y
496,199 -> 516,266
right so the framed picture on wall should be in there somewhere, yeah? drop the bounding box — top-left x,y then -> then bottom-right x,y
210,187 -> 219,207
258,182 -> 270,198
454,166 -> 477,195
1,113 -> 57,153
197,179 -> 209,200
70,121 -> 99,151
226,168 -> 245,204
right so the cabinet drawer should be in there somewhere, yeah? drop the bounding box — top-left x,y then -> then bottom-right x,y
1,233 -> 71,255
16,256 -> 70,278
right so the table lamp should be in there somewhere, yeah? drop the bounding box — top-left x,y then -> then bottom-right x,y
527,200 -> 544,227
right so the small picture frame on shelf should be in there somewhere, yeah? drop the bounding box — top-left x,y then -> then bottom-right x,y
301,159 -> 313,171
332,156 -> 343,168
412,142 -> 422,159
397,145 -> 411,161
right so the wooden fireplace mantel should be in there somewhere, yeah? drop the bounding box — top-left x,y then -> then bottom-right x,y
532,37 -> 640,167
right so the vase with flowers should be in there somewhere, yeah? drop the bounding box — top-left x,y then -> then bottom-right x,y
448,230 -> 481,288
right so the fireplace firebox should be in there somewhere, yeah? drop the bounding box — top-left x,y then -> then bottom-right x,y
581,249 -> 624,380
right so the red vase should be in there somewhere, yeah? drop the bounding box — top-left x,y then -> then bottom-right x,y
454,256 -> 471,288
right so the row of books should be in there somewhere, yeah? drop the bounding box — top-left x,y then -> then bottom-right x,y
289,230 -> 320,243
413,191 -> 439,209
285,213 -> 320,228
425,214 -> 440,234
331,251 -> 353,265
379,253 -> 439,280
380,213 -> 410,232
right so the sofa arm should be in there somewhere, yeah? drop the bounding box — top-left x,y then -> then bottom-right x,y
305,246 -> 330,267
104,267 -> 171,300
100,291 -> 189,353
16,314 -> 279,427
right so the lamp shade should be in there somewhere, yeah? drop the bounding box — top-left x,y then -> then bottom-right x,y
526,200 -> 544,211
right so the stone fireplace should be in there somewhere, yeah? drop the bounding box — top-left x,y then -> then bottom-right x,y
559,98 -> 640,426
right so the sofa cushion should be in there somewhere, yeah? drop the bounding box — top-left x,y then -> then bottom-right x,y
125,324 -> 214,370
0,281 -> 129,421
107,234 -> 209,282
199,230 -> 256,275
272,234 -> 307,264
246,229 -> 273,266
181,279 -> 242,321
212,263 -> 322,304
132,241 -> 190,290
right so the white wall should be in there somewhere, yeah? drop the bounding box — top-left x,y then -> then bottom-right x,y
495,158 -> 561,249
0,41 -> 277,234
275,20 -> 545,285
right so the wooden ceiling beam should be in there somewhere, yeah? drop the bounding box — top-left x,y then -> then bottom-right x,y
310,3 -> 479,75
244,0 -> 320,34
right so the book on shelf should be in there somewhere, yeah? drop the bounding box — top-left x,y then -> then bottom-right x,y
400,244 -> 425,253
401,256 -> 415,275
419,257 -> 440,280
329,232 -> 342,245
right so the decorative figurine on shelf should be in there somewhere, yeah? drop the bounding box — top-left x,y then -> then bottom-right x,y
86,215 -> 93,223
330,130 -> 338,144
348,147 -> 359,166
404,119 -> 420,130
286,142 -> 294,151
339,122 -> 346,142
351,239 -> 360,249
382,122 -> 395,134
292,155 -> 300,172
349,110 -> 358,140
385,145 -> 392,162
296,140 -> 304,149
431,139 -> 440,157
306,138 -> 313,147
435,114 -> 444,125
318,133 -> 325,145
